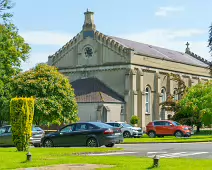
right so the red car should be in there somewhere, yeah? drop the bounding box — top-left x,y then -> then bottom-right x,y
146,120 -> 193,138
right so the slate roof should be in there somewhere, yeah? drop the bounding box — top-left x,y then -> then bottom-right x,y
110,36 -> 208,67
71,78 -> 124,103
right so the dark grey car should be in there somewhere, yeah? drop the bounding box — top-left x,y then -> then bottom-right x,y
0,125 -> 45,147
41,122 -> 123,147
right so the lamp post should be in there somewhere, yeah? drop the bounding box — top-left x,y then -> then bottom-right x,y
153,155 -> 160,167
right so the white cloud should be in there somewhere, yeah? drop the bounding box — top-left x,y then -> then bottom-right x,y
155,6 -> 184,17
20,31 -> 74,46
118,29 -> 211,61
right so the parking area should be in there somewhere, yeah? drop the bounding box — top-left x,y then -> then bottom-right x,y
98,143 -> 212,159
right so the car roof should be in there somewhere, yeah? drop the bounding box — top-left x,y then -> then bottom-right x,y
1,125 -> 11,128
153,120 -> 173,122
106,122 -> 125,123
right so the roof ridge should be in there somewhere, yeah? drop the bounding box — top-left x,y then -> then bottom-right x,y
110,36 -> 186,54
185,50 -> 211,65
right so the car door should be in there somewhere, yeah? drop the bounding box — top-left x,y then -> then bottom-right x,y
56,124 -> 77,147
163,121 -> 173,135
3,126 -> 13,146
0,127 -> 7,145
72,123 -> 92,146
154,121 -> 164,135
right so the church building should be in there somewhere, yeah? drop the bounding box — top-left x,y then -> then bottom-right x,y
48,10 -> 211,129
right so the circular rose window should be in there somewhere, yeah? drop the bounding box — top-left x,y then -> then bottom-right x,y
84,46 -> 93,58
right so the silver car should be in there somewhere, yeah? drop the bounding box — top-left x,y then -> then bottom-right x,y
106,122 -> 143,138
0,125 -> 45,147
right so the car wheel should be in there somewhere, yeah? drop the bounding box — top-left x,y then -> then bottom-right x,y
105,143 -> 115,147
175,131 -> 183,138
123,131 -> 131,138
33,144 -> 41,147
148,131 -> 156,138
43,139 -> 54,147
86,138 -> 98,147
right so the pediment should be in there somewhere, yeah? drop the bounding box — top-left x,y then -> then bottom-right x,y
48,30 -> 132,68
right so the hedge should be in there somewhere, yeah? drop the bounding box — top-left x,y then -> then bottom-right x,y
10,97 -> 35,151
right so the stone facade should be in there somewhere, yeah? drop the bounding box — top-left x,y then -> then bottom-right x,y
48,10 -> 211,129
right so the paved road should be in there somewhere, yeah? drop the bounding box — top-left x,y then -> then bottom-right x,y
94,143 -> 212,159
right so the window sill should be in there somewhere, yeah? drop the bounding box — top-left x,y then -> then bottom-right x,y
145,113 -> 150,115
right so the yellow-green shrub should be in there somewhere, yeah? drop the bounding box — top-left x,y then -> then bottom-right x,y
10,97 -> 35,151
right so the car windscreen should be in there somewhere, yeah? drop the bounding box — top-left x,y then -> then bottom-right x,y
0,127 -> 6,134
172,121 -> 181,126
122,123 -> 132,128
90,122 -> 113,128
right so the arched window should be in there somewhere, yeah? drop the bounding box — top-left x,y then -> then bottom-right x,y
161,88 -> 166,102
174,89 -> 178,101
145,86 -> 151,114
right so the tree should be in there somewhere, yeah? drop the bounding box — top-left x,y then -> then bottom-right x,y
208,23 -> 212,76
160,73 -> 187,113
11,64 -> 79,125
173,81 -> 212,132
10,97 -> 34,151
209,23 -> 212,55
0,0 -> 31,126
130,115 -> 139,126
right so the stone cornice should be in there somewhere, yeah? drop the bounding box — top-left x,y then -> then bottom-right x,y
59,65 -> 130,74
142,69 -> 156,73
132,65 -> 211,79
134,52 -> 209,69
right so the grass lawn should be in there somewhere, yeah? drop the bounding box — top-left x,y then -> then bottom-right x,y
0,148 -> 211,170
123,134 -> 212,143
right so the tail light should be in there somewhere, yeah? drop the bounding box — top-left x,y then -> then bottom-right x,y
104,129 -> 114,135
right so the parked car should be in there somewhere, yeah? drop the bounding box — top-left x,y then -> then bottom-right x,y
41,122 -> 123,147
0,125 -> 45,147
146,120 -> 194,138
106,122 -> 143,138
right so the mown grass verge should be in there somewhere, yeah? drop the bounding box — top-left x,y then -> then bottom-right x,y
0,147 -> 211,170
122,134 -> 212,144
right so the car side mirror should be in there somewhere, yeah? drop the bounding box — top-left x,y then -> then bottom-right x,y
170,124 -> 174,127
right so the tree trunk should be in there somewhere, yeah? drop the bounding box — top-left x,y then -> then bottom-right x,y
196,125 -> 200,133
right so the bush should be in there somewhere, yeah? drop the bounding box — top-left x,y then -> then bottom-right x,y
10,97 -> 35,151
130,115 -> 139,125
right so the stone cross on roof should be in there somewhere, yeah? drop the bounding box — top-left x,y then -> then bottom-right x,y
185,42 -> 190,53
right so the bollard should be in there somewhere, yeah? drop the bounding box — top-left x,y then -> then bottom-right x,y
153,155 -> 160,167
26,152 -> 32,161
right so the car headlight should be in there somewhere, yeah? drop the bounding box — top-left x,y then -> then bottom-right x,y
184,127 -> 188,130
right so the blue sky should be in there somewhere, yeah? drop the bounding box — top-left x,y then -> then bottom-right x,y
10,0 -> 212,70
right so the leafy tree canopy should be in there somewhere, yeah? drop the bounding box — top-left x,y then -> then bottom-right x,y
11,64 -> 79,125
173,81 -> 212,130
0,0 -> 30,126
209,23 -> 212,55
208,23 -> 212,75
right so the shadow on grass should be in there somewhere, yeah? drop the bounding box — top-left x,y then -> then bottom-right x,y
146,164 -> 159,169
21,160 -> 28,163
